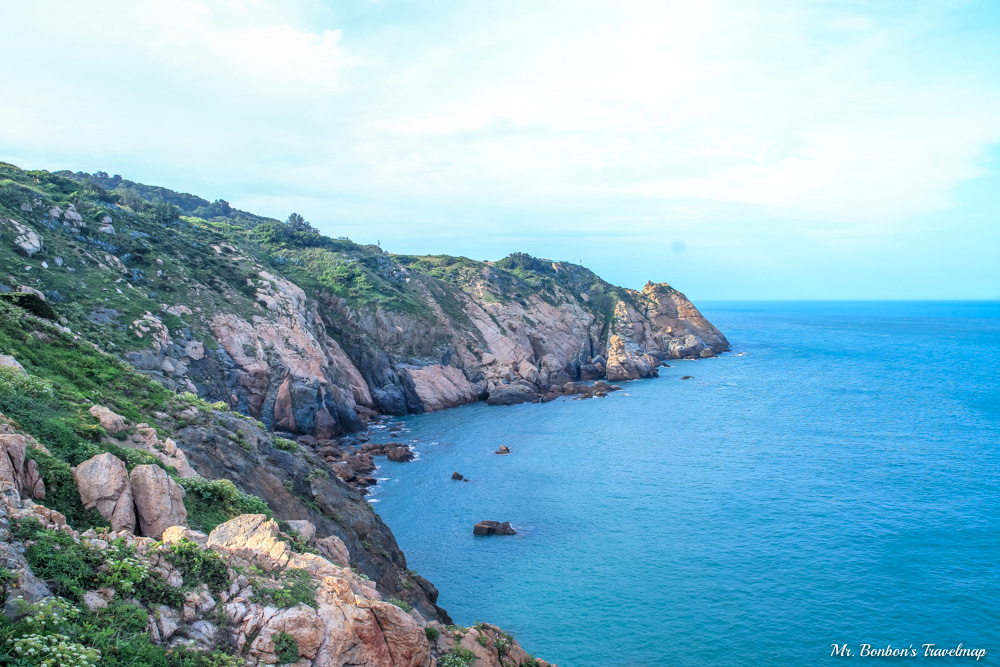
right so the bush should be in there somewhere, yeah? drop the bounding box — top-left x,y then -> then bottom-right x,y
387,597 -> 412,613
425,626 -> 440,642
274,631 -> 299,664
438,648 -> 477,667
179,477 -> 271,533
273,437 -> 300,453
254,568 -> 316,609
14,519 -> 100,601
163,538 -> 230,594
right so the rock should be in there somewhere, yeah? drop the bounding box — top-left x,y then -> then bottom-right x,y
83,590 -> 109,611
486,381 -> 539,406
162,525 -> 210,548
74,453 -> 135,532
386,446 -> 414,462
473,520 -> 517,536
605,335 -> 640,381
88,405 -> 126,434
207,514 -> 290,571
495,445 -> 510,455
315,534 -> 350,567
185,340 -> 205,361
284,519 -> 316,542
129,464 -> 187,539
9,220 -> 43,257
451,472 -> 464,481
682,375 -> 694,380
0,354 -> 25,374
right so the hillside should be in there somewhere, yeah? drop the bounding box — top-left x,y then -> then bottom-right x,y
0,162 -> 728,666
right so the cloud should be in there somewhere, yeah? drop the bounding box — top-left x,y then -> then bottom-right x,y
0,0 -> 998,299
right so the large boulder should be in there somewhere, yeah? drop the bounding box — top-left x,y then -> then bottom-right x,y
315,534 -> 351,567
88,405 -> 126,434
0,354 -> 25,375
74,453 -> 135,532
129,464 -> 187,539
604,335 -> 640,382
207,513 -> 291,571
486,381 -> 539,406
386,446 -> 414,462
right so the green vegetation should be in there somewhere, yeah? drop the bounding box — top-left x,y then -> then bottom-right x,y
438,647 -> 478,667
179,477 -> 271,533
0,596 -> 241,667
273,631 -> 299,664
386,597 -> 413,613
424,626 -> 440,642
253,568 -> 316,609
163,538 -> 230,594
273,436 -> 300,453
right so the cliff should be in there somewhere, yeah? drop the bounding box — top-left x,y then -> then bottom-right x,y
0,162 -> 727,666
0,164 -> 728,442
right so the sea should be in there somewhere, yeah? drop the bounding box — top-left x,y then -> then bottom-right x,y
370,301 -> 1000,666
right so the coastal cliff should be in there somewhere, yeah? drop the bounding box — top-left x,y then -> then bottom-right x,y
0,165 -> 728,441
0,162 -> 727,665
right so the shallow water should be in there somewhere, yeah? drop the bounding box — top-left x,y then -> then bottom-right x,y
371,302 -> 1000,666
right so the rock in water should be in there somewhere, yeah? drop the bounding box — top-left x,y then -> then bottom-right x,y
386,446 -> 414,462
473,521 -> 517,536
681,375 -> 693,380
495,445 -> 510,455
451,472 -> 464,480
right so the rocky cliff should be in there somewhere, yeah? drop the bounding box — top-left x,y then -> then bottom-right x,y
0,164 -> 728,443
0,162 -> 727,666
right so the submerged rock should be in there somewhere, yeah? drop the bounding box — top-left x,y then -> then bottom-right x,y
451,472 -> 464,480
495,445 -> 510,455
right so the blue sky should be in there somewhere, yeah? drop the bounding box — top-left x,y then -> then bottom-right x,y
1,0 -> 998,300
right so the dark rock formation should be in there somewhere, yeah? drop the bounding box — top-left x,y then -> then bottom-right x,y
473,521 -> 517,536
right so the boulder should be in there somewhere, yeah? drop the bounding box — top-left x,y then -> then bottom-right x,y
473,521 -> 517,536
129,464 -> 187,539
0,354 -> 25,374
207,513 -> 290,571
495,445 -> 510,455
316,534 -> 351,567
88,405 -> 126,434
451,472 -> 464,481
284,519 -> 316,543
386,446 -> 414,462
9,220 -> 43,257
486,381 -> 539,406
681,375 -> 694,380
162,525 -> 210,549
74,453 -> 136,532
605,335 -> 640,382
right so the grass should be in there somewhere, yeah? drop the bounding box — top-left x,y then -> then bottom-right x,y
253,568 -> 316,609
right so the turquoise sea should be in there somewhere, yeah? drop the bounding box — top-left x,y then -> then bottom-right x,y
371,302 -> 1000,666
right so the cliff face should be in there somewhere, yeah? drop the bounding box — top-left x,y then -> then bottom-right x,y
0,164 -> 728,441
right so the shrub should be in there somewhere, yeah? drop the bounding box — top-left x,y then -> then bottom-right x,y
273,437 -> 300,453
11,633 -> 100,667
14,519 -> 100,601
179,476 -> 271,533
274,631 -> 299,664
254,568 -> 316,609
424,626 -> 440,642
99,540 -> 152,596
163,538 -> 230,593
0,366 -> 54,398
387,597 -> 412,613
438,648 -> 477,667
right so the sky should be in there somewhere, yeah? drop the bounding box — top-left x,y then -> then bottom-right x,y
1,0 -> 999,300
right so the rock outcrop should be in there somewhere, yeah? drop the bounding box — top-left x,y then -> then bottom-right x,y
74,452 -> 136,532
129,464 -> 187,539
473,521 -> 517,536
